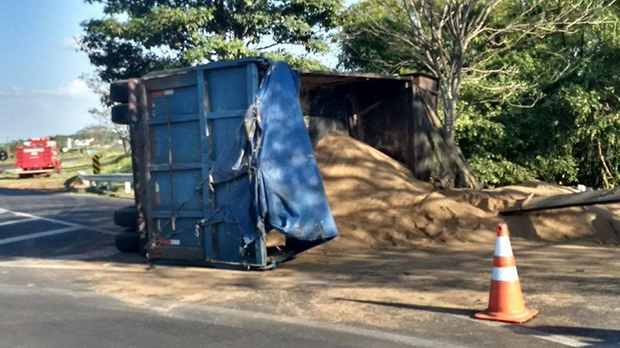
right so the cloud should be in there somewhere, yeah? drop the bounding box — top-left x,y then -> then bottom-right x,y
35,79 -> 94,98
0,80 -> 95,100
57,79 -> 92,98
0,86 -> 24,97
0,81 -> 101,141
61,37 -> 80,50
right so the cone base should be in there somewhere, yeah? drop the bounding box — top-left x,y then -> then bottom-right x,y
474,308 -> 538,324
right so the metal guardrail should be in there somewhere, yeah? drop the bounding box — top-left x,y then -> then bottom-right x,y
77,171 -> 133,194
78,172 -> 133,183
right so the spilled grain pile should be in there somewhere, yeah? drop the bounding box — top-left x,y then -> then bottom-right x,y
314,134 -> 620,249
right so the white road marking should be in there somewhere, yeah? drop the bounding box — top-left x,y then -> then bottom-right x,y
0,261 -> 144,272
0,217 -> 37,228
465,316 -> 588,347
357,299 -> 590,347
504,324 -> 590,347
0,208 -> 116,235
0,226 -> 80,246
0,208 -> 120,263
0,282 -> 458,348
0,208 -> 598,347
157,301 -> 462,348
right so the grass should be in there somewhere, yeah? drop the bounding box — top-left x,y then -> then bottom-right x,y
60,151 -> 89,161
0,148 -> 133,199
0,149 -> 105,166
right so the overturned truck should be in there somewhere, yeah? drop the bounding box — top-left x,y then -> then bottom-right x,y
110,58 -> 476,269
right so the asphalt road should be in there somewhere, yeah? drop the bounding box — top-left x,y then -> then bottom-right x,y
0,188 -> 617,348
0,281 -> 452,348
0,163 -> 13,171
0,188 -> 462,348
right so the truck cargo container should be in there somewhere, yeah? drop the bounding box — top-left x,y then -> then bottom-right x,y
110,59 -> 340,269
15,138 -> 62,178
110,58 -> 441,269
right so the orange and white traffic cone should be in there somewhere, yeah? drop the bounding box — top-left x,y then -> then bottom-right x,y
475,223 -> 538,324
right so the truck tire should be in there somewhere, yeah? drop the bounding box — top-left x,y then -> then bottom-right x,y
109,81 -> 130,103
115,229 -> 140,253
114,206 -> 137,229
111,104 -> 131,125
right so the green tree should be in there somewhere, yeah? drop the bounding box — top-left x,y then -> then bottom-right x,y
340,0 -> 620,188
340,0 -> 613,139
80,73 -> 131,153
455,4 -> 620,187
81,0 -> 343,82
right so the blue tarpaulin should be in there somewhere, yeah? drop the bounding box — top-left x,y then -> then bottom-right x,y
206,61 -> 338,247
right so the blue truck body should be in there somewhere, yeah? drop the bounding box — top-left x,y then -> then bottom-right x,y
131,59 -> 337,268
111,58 -> 441,269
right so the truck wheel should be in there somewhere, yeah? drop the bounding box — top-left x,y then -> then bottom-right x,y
114,206 -> 137,229
111,104 -> 131,125
109,81 -> 130,103
115,229 -> 140,253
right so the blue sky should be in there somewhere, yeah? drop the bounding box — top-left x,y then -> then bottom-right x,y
0,0 -> 105,142
0,1 -> 346,144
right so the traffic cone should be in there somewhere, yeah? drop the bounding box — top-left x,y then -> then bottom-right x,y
475,223 -> 538,324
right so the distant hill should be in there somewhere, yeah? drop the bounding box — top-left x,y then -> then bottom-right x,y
73,126 -> 117,142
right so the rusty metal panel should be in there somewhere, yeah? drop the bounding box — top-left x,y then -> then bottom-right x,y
299,73 -> 436,182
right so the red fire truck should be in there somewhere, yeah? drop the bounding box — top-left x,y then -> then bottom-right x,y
15,138 -> 62,178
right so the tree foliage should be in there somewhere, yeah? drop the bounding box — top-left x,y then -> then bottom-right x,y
340,0 -> 613,139
456,4 -> 620,187
81,0 -> 343,81
81,74 -> 130,153
340,0 -> 620,188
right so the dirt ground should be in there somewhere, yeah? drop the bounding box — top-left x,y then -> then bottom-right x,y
75,134 -> 619,345
315,134 -> 620,249
77,240 -> 620,346
4,132 -> 619,346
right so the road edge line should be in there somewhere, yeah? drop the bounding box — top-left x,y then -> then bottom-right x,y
0,207 -> 116,235
0,226 -> 81,246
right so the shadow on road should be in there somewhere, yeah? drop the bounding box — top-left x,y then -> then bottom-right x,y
336,298 -> 620,347
334,298 -> 477,317
527,325 -> 620,347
